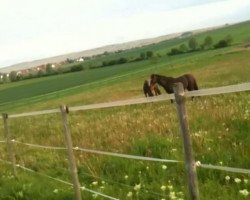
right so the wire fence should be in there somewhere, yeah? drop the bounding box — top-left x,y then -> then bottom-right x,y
1,82 -> 250,200
4,139 -> 250,174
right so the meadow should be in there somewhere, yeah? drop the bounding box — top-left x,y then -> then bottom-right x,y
0,21 -> 250,200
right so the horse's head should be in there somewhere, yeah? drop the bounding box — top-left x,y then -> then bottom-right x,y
150,74 -> 158,91
150,74 -> 158,84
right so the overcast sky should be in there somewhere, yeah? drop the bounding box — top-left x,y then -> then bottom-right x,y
0,0 -> 250,68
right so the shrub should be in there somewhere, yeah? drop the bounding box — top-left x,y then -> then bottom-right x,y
167,48 -> 183,56
118,57 -> 128,64
214,40 -> 229,49
108,60 -> 118,66
70,65 -> 83,72
146,51 -> 154,58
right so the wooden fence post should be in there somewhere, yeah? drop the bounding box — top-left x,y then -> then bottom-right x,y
2,113 -> 17,177
173,83 -> 200,200
60,105 -> 82,200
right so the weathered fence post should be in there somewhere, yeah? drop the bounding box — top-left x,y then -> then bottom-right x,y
60,105 -> 82,200
173,83 -> 200,200
2,113 -> 17,177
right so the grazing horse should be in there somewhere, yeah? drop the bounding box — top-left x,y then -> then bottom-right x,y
143,80 -> 161,97
150,74 -> 198,99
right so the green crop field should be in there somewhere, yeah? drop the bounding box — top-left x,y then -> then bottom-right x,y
0,21 -> 250,200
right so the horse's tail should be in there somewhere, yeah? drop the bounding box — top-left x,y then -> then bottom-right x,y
193,78 -> 199,90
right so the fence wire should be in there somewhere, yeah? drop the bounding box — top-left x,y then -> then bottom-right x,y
7,139 -> 250,174
0,158 -> 119,200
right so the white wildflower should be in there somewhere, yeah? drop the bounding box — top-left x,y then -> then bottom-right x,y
168,185 -> 173,190
53,189 -> 58,193
92,181 -> 98,186
225,176 -> 230,181
124,175 -> 129,180
161,185 -> 166,191
127,191 -> 133,197
162,165 -> 167,170
134,183 -> 141,191
239,189 -> 249,196
234,178 -> 241,183
244,179 -> 248,184
169,191 -> 177,199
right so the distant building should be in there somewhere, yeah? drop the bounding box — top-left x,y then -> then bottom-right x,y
77,57 -> 84,62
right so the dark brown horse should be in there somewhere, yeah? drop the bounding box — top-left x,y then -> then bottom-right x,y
150,74 -> 198,97
143,80 -> 161,97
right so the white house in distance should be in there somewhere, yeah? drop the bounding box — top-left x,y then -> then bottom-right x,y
76,57 -> 84,62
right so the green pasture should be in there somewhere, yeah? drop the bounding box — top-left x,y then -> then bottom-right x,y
0,21 -> 250,200
1,21 -> 250,113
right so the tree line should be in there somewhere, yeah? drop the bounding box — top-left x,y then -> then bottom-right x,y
168,35 -> 233,55
1,35 -> 234,83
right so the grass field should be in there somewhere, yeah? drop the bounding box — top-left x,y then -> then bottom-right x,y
0,21 -> 250,200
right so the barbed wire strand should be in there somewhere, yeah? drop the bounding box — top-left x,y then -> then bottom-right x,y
0,158 -> 119,200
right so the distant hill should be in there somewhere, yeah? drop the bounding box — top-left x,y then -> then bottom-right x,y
0,25 -> 224,73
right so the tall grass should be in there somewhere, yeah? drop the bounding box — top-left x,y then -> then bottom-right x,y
0,92 -> 249,199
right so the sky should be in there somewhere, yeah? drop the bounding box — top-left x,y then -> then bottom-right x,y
0,0 -> 250,68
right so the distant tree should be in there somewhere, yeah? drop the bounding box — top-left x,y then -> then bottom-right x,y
214,40 -> 228,49
102,61 -> 109,67
9,71 -> 17,82
2,74 -> 8,82
70,64 -> 83,72
37,70 -> 44,77
103,51 -> 109,56
179,44 -> 188,52
66,58 -> 74,64
188,37 -> 198,51
108,60 -> 118,66
168,48 -> 182,56
118,57 -> 128,64
204,36 -> 213,49
46,64 -> 53,74
146,51 -> 154,59
225,35 -> 233,45
140,52 -> 146,59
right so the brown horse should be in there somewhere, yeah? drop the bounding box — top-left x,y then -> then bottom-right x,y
150,74 -> 198,98
143,80 -> 161,97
